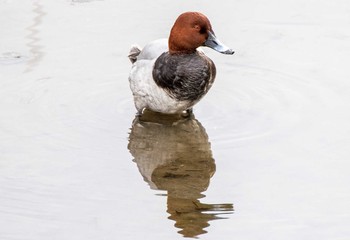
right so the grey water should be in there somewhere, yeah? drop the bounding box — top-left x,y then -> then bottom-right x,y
1,0 -> 350,239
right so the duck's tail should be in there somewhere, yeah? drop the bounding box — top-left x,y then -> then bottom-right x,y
128,45 -> 141,64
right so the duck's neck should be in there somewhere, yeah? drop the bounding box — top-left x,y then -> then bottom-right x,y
168,35 -> 198,55
168,49 -> 197,55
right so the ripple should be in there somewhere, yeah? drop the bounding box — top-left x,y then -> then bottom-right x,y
196,64 -> 317,147
0,74 -> 133,152
0,52 -> 29,65
71,0 -> 103,3
25,0 -> 46,72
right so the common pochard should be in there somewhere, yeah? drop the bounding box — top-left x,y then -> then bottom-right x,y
128,12 -> 234,116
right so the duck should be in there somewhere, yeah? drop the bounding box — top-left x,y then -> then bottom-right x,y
128,12 -> 234,116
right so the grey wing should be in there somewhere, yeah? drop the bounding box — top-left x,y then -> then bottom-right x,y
137,39 -> 168,61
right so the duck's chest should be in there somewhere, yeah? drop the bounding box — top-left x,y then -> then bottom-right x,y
152,52 -> 216,102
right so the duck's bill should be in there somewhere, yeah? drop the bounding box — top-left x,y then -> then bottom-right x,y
204,31 -> 234,55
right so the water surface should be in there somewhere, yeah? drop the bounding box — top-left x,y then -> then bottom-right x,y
1,0 -> 350,239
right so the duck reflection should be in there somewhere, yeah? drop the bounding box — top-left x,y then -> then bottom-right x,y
128,110 -> 233,238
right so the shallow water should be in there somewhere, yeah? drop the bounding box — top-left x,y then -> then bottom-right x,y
1,0 -> 350,239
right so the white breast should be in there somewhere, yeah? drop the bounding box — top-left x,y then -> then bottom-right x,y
129,39 -> 191,114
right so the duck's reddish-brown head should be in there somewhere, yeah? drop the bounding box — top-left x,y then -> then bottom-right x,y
168,12 -> 234,55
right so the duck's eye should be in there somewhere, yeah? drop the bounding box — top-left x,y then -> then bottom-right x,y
199,27 -> 207,34
194,25 -> 207,34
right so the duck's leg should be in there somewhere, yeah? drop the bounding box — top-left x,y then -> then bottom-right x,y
182,108 -> 193,118
186,108 -> 193,115
136,110 -> 143,117
135,106 -> 144,117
